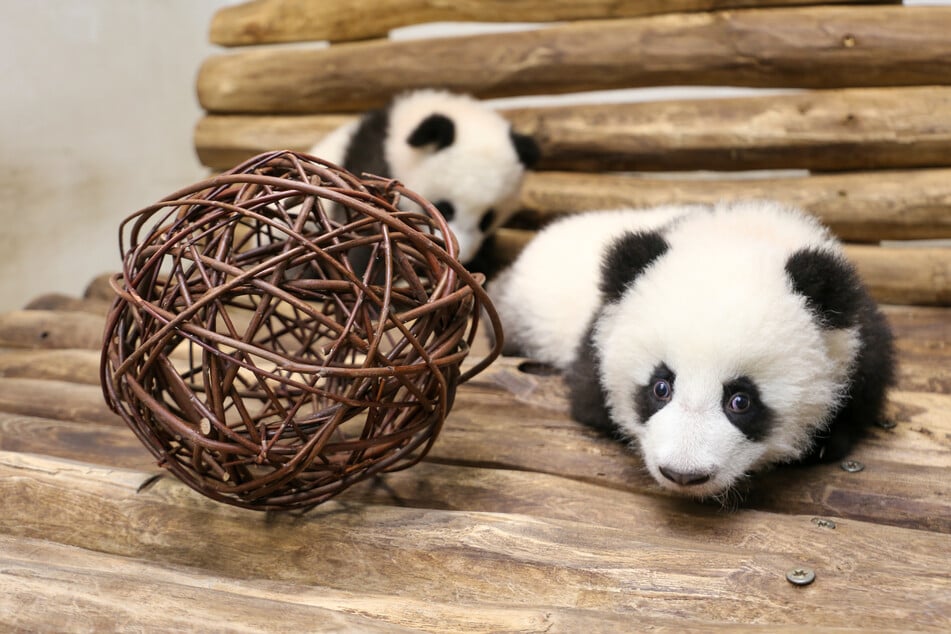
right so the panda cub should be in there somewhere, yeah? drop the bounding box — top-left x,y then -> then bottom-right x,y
309,89 -> 540,263
489,201 -> 895,498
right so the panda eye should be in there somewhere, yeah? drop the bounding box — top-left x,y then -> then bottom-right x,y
652,379 -> 673,402
726,392 -> 752,414
433,200 -> 455,221
479,209 -> 496,233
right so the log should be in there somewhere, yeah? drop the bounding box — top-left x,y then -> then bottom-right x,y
0,451 -> 949,630
197,6 -> 951,114
0,413 -> 153,471
0,348 -> 101,385
0,310 -> 104,350
0,535 -> 647,634
24,293 -> 114,316
195,86 -> 951,174
846,245 -> 951,307
489,229 -> 951,306
516,169 -> 951,242
194,113 -> 350,170
83,273 -> 118,301
504,86 -> 951,173
209,0 -> 900,46
0,378 -> 123,427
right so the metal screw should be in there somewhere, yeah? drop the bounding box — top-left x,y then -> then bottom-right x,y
840,459 -> 865,473
786,567 -> 816,586
811,517 -> 836,529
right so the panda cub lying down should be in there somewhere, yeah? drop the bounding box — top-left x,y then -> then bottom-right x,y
488,201 -> 895,498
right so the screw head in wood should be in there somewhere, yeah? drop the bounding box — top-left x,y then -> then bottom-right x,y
840,459 -> 865,473
786,567 -> 816,586
811,517 -> 836,529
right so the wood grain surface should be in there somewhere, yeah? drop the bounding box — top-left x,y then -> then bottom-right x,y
209,0 -> 900,46
0,294 -> 947,631
198,6 -> 951,113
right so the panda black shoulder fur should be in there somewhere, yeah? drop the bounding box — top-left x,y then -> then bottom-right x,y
488,201 -> 895,499
309,89 -> 540,263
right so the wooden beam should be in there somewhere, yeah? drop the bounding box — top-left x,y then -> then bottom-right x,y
0,310 -> 104,350
209,0 -> 900,46
194,87 -> 951,174
1,450 -> 949,630
0,534 -> 643,633
490,229 -> 951,306
197,6 -> 951,113
0,378 -> 122,427
515,169 -> 951,242
505,87 -> 951,173
194,114 -> 349,170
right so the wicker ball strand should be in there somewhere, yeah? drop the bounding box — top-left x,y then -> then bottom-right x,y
101,151 -> 502,511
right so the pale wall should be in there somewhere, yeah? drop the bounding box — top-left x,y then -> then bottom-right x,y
0,1 -> 234,312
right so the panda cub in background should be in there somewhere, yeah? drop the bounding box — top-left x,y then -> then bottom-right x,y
489,201 -> 895,499
310,89 -> 540,264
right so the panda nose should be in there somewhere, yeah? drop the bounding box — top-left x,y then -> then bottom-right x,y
658,466 -> 713,486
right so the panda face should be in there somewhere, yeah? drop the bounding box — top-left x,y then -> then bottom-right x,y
385,90 -> 539,263
592,203 -> 863,498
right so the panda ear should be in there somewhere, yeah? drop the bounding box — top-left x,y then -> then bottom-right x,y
600,230 -> 669,302
785,247 -> 864,329
510,131 -> 540,168
407,114 -> 455,151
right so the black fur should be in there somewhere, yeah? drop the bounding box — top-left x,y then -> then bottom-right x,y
566,322 -> 615,435
634,363 -> 675,424
801,295 -> 896,463
785,248 -> 896,462
343,107 -> 391,178
785,248 -> 865,329
510,131 -> 541,168
406,113 -> 455,150
599,231 -> 669,303
721,376 -> 774,442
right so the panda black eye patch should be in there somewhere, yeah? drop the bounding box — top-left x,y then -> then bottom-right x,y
635,363 -> 675,423
721,376 -> 774,441
479,209 -> 496,233
433,200 -> 455,222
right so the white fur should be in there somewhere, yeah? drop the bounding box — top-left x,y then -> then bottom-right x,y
309,90 -> 529,263
490,201 -> 863,497
488,205 -> 703,368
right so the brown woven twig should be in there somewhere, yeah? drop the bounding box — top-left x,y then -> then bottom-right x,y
100,150 -> 502,511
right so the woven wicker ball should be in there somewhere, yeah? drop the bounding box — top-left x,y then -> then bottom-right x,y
101,150 -> 502,511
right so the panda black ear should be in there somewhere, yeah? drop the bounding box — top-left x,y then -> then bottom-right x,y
785,247 -> 865,329
510,131 -> 540,168
600,230 -> 669,302
407,114 -> 455,151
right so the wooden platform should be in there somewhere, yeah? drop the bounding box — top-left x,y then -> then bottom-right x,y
0,278 -> 948,632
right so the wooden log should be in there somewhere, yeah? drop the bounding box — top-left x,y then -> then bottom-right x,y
516,169 -> 951,242
24,293 -> 113,316
209,0 -> 900,46
846,245 -> 951,307
194,113 -> 350,170
83,272 -> 118,301
0,310 -> 104,350
197,6 -> 951,114
0,349 -> 101,385
0,451 -> 949,630
0,413 -> 152,471
195,86 -> 951,174
0,378 -> 122,427
0,535 -> 654,634
504,86 -> 951,173
489,228 -> 951,306
0,536 -> 413,633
